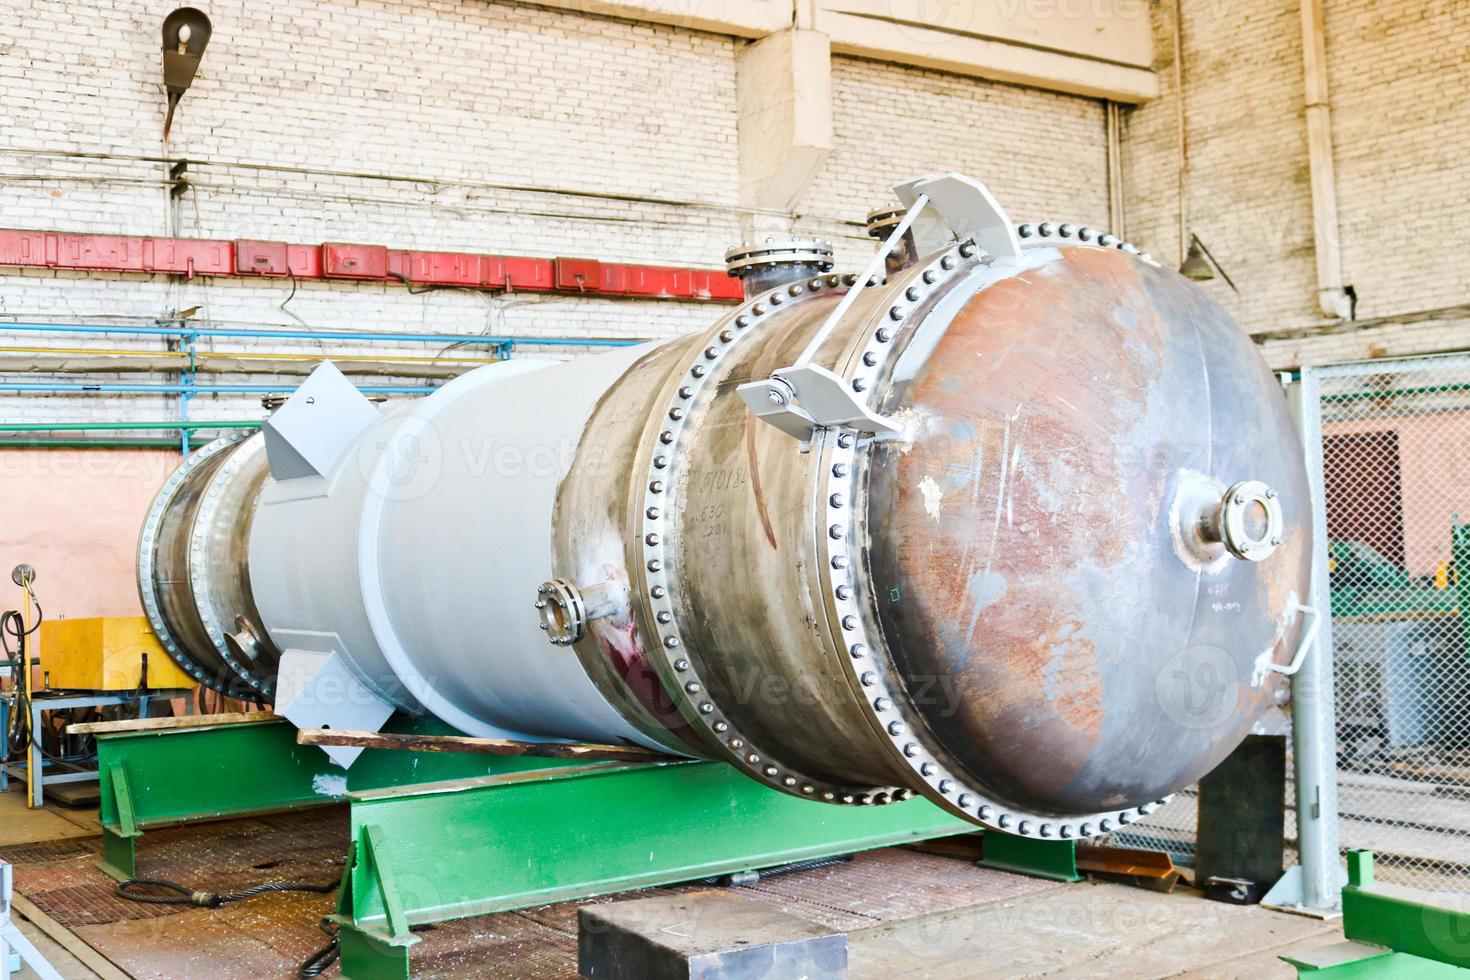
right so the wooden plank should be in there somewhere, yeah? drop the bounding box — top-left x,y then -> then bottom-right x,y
65,710 -> 277,736
10,893 -> 134,980
296,727 -> 675,763
904,834 -> 982,861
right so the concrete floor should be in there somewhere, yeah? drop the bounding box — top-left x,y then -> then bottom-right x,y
0,781 -> 1343,979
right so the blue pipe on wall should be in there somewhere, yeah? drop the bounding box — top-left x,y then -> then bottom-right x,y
0,382 -> 437,394
0,318 -> 647,455
0,322 -> 644,348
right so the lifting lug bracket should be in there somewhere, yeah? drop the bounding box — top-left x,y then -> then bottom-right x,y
739,172 -> 1019,445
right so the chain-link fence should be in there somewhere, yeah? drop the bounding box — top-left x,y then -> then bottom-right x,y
1103,788 -> 1198,865
1302,354 -> 1470,893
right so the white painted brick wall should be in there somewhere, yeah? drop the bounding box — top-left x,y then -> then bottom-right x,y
1,2 -> 1124,428
1127,0 -> 1470,370
0,0 -> 746,422
796,56 -> 1110,268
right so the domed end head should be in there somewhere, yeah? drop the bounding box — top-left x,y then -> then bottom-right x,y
866,244 -> 1311,819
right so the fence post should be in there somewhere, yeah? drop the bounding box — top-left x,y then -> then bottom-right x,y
1263,369 -> 1344,916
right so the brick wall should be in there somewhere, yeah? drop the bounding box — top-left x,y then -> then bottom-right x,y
0,0 -> 747,427
1124,0 -> 1470,369
795,56 -> 1110,267
0,1 -> 1119,431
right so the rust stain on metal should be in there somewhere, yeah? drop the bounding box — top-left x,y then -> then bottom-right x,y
868,246 -> 1237,811
743,330 -> 789,551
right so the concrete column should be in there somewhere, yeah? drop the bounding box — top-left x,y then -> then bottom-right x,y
735,28 -> 834,237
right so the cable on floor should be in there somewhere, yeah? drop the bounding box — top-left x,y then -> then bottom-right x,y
115,875 -> 338,908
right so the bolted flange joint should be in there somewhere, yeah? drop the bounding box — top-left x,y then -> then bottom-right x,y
536,577 -> 620,647
536,578 -> 587,646
1212,480 -> 1285,562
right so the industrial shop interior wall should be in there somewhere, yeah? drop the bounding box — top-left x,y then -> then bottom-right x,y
0,0 -> 1118,616
0,0 -> 1467,620
1127,0 -> 1470,367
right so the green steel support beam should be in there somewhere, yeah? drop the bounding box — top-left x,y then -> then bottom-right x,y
96,715 -> 1094,980
338,925 -> 412,980
93,715 -> 566,878
1282,851 -> 1470,977
1341,852 -> 1470,968
979,831 -> 1081,882
330,757 -> 972,977
99,763 -> 141,879
1282,948 -> 1467,978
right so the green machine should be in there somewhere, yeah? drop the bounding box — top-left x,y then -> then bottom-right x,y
94,714 -> 1082,980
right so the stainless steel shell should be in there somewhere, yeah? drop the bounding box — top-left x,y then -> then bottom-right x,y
551,232 -> 1310,835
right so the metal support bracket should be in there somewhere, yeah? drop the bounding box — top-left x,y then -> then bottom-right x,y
893,172 -> 1022,262
739,172 -> 1019,445
357,825 -> 412,942
736,192 -> 928,445
332,830 -> 418,980
99,762 -> 140,881
978,831 -> 1082,882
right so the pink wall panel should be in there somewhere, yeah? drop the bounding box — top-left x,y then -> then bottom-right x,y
0,449 -> 175,621
1324,412 -> 1470,579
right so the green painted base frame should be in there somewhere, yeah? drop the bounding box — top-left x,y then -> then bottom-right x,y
96,715 -> 1082,979
1282,851 -> 1470,978
979,828 -> 1081,882
96,714 -> 548,881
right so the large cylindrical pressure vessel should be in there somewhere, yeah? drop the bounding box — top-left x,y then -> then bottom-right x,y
138,175 -> 1311,837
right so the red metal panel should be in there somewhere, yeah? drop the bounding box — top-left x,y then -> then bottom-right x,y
477,256 -> 507,289
385,250 -> 409,284
596,263 -> 630,295
700,270 -> 745,301
554,257 -> 601,292
321,242 -> 389,280
0,230 -> 52,268
148,238 -> 233,277
392,250 -> 481,287
286,244 -> 321,279
502,256 -> 555,292
235,240 -> 290,277
623,266 -> 691,298
0,228 -> 741,301
620,266 -> 659,297
54,234 -> 146,272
